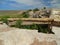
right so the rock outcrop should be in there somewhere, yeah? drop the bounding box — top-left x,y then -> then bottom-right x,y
0,23 -> 57,45
0,29 -> 56,45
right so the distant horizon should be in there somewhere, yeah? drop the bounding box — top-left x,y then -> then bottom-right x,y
0,0 -> 60,10
0,7 -> 60,10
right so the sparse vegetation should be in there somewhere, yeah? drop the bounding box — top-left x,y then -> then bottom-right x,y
14,20 -> 49,33
27,9 -> 32,12
0,9 -> 54,34
22,12 -> 29,18
1,18 -> 8,25
15,19 -> 22,28
33,8 -> 39,12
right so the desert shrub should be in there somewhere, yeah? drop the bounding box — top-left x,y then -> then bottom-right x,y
21,25 -> 30,29
15,19 -> 22,28
30,24 -> 38,29
0,15 -> 10,18
33,8 -> 39,12
0,15 -> 10,24
36,24 -> 49,33
27,9 -> 32,12
22,12 -> 29,18
1,18 -> 8,25
21,24 -> 37,29
28,9 -> 32,11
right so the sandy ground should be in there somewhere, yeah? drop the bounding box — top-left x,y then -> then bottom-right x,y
0,23 -> 58,45
52,26 -> 60,45
0,30 -> 56,45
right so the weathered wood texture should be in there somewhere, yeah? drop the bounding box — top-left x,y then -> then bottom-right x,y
8,18 -> 54,25
8,18 -> 54,22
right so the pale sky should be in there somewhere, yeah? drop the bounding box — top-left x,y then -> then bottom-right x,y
0,0 -> 60,10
